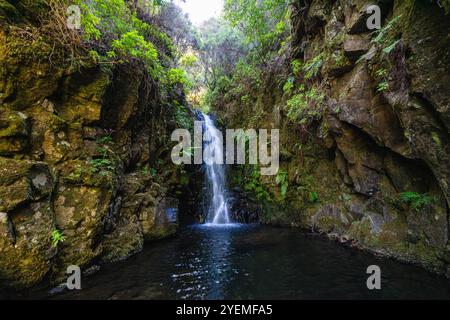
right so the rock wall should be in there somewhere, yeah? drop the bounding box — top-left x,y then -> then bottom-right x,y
219,0 -> 450,276
0,2 -> 194,289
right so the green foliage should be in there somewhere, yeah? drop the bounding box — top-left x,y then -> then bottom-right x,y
283,77 -> 295,94
243,166 -> 272,201
90,158 -> 114,173
282,55 -> 325,125
375,68 -> 388,77
233,60 -> 262,88
198,17 -> 247,88
285,85 -> 325,124
383,39 -> 401,55
291,59 -> 302,76
51,229 -> 66,247
167,68 -> 190,87
309,191 -> 319,203
182,146 -> 201,158
354,14 -> 403,65
97,134 -> 113,144
377,81 -> 389,92
133,8 -> 175,55
179,53 -> 198,67
111,30 -> 161,77
372,15 -> 403,45
75,0 -> 166,78
275,169 -> 289,199
399,192 -> 434,212
224,0 -> 289,54
141,165 -> 157,177
173,102 -> 192,129
203,57 -> 262,111
303,54 -> 324,79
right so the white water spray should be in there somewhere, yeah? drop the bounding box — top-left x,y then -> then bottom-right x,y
202,113 -> 231,224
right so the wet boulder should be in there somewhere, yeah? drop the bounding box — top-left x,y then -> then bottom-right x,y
140,197 -> 179,241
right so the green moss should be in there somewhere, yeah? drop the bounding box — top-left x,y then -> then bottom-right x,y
316,215 -> 339,233
144,225 -> 177,241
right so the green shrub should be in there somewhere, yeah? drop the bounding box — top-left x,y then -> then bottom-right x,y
90,158 -> 114,173
111,30 -> 161,77
167,68 -> 190,87
75,0 -> 165,78
243,166 -> 272,201
179,53 -> 198,67
224,0 -> 289,53
303,54 -> 324,79
285,86 -> 325,124
283,77 -> 295,94
399,192 -> 433,212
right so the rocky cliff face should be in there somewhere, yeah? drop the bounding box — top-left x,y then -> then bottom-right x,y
220,0 -> 450,276
0,2 -> 195,289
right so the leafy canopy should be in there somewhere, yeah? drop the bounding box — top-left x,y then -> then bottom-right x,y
224,0 -> 289,53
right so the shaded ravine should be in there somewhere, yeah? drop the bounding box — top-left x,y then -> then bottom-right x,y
9,224 -> 450,300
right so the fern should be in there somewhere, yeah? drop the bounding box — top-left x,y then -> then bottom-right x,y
51,229 -> 66,247
275,170 -> 289,199
383,39 -> 401,54
399,192 -> 434,212
372,15 -> 403,44
377,81 -> 389,92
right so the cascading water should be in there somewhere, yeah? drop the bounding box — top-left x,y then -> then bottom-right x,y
201,113 -> 231,224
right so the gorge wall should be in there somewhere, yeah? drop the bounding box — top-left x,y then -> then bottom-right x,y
218,0 -> 450,276
0,1 -> 198,289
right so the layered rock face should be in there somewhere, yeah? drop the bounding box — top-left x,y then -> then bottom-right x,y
0,3 -> 191,289
221,0 -> 450,276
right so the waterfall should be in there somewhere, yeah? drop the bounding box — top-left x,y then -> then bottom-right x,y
201,113 -> 231,224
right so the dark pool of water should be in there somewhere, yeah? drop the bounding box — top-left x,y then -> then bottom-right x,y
10,224 -> 450,299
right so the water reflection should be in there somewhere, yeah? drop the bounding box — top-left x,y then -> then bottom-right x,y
171,224 -> 239,299
8,224 -> 450,300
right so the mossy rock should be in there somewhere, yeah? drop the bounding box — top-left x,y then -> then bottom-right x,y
140,197 -> 179,241
101,217 -> 144,264
57,70 -> 111,124
0,107 -> 29,155
52,184 -> 114,281
0,202 -> 55,289
0,157 -> 53,212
